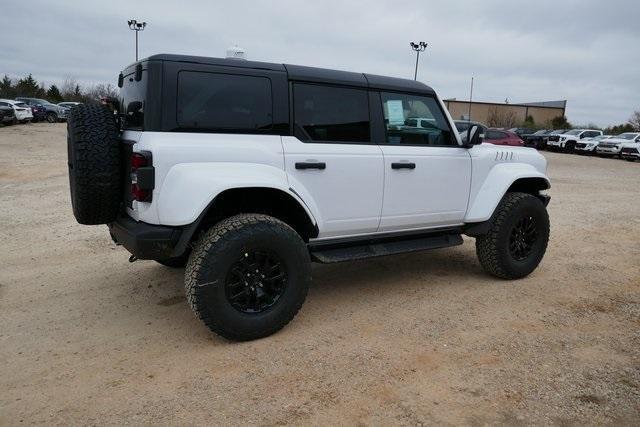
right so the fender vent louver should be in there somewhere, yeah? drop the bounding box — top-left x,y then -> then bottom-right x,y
495,151 -> 516,161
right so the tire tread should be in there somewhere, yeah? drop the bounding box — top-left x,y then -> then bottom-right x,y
67,105 -> 121,225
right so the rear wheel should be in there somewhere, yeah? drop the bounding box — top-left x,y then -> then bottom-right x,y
185,214 -> 311,341
476,192 -> 550,279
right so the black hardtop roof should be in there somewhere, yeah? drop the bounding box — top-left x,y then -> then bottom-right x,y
137,54 -> 435,95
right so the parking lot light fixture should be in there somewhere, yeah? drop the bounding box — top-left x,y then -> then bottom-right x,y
409,41 -> 428,80
127,19 -> 147,61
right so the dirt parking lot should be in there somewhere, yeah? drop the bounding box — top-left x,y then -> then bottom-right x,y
1,123 -> 639,425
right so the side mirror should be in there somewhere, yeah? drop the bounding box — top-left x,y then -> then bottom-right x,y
464,125 -> 482,147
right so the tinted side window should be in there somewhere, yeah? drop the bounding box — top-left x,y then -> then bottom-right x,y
293,83 -> 370,142
380,92 -> 454,146
485,130 -> 501,140
177,71 -> 272,131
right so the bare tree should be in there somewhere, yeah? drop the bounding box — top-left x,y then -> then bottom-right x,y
60,76 -> 79,99
629,110 -> 640,131
486,106 -> 518,128
86,83 -> 118,102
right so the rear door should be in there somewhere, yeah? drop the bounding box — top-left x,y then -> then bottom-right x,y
375,91 -> 471,232
283,83 -> 384,238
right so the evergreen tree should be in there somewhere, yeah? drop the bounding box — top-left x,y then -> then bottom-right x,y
15,74 -> 41,97
551,116 -> 571,129
47,84 -> 63,103
0,75 -> 14,98
73,84 -> 82,101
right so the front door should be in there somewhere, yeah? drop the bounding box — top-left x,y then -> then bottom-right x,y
376,91 -> 472,232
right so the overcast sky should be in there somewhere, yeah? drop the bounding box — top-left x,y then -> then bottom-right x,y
1,0 -> 638,126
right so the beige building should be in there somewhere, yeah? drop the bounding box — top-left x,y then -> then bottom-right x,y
443,99 -> 567,127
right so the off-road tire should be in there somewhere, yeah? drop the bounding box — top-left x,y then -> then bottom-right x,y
67,104 -> 121,225
185,214 -> 311,341
476,192 -> 549,279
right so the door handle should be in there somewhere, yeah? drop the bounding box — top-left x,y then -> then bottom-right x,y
295,162 -> 326,170
391,162 -> 416,170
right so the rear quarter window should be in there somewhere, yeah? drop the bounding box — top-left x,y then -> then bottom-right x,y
119,70 -> 147,130
177,71 -> 273,132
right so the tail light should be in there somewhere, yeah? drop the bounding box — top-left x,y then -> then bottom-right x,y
130,151 -> 154,202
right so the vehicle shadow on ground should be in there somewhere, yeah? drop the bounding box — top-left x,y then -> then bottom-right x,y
106,243 -> 487,342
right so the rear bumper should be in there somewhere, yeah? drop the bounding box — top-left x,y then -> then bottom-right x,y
108,215 -> 183,260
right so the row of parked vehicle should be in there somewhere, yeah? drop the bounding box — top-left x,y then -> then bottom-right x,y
452,121 -> 640,162
0,97 -> 82,126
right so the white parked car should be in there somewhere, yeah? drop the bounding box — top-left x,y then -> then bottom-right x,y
620,139 -> 640,161
66,54 -> 551,341
547,129 -> 603,152
573,135 -> 614,154
0,99 -> 33,123
596,132 -> 640,157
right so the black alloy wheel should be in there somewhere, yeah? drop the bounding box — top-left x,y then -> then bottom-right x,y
225,250 -> 288,313
509,216 -> 538,261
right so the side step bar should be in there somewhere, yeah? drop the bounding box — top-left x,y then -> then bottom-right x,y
309,233 -> 463,263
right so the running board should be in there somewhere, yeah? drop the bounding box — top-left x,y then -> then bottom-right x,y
309,233 -> 463,263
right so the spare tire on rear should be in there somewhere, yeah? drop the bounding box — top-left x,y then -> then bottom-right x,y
67,105 -> 122,225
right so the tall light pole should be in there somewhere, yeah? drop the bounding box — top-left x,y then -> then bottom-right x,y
409,41 -> 427,80
467,76 -> 474,122
127,19 -> 147,61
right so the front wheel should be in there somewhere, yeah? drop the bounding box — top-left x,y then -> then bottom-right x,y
46,112 -> 57,123
564,141 -> 576,153
476,192 -> 550,279
185,214 -> 311,341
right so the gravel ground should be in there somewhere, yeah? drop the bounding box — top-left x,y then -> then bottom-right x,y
1,123 -> 639,425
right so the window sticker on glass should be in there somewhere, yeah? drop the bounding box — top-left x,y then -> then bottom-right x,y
387,100 -> 405,126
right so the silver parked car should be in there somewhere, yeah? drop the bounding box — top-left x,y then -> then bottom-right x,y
15,97 -> 67,123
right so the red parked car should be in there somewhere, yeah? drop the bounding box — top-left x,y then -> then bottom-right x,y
483,128 -> 525,146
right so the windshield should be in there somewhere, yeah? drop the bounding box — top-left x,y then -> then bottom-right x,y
565,130 -> 582,136
533,130 -> 547,135
615,133 -> 638,140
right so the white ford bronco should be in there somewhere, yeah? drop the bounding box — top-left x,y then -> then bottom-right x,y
67,54 -> 551,341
